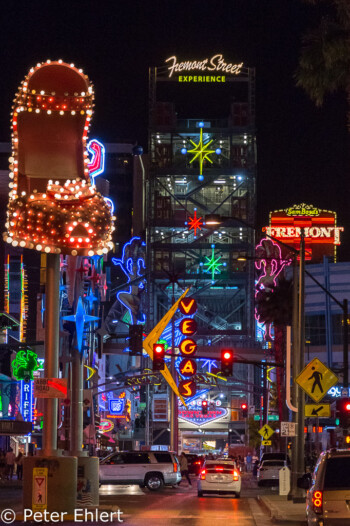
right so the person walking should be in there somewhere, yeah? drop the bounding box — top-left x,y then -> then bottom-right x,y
179,453 -> 192,486
246,452 -> 252,472
5,448 -> 16,480
16,452 -> 23,480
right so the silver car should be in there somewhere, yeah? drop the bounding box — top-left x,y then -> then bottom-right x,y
99,451 -> 181,491
257,459 -> 286,486
299,449 -> 350,525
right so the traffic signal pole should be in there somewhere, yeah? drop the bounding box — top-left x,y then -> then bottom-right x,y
294,230 -> 306,502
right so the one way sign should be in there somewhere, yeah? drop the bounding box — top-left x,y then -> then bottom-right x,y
305,403 -> 331,418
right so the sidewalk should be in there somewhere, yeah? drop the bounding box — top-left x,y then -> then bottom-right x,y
257,494 -> 307,523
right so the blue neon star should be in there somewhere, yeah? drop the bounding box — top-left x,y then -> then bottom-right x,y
62,296 -> 99,352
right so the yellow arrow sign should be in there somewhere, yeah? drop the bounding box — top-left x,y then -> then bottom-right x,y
259,423 -> 274,440
295,358 -> 338,403
262,440 -> 272,446
305,403 -> 331,418
143,288 -> 190,406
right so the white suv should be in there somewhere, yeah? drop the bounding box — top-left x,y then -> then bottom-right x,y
298,449 -> 350,525
197,459 -> 241,498
99,451 -> 181,491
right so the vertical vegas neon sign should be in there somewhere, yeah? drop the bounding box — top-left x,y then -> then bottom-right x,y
20,380 -> 33,423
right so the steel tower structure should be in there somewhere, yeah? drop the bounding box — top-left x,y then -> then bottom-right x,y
146,59 -> 257,359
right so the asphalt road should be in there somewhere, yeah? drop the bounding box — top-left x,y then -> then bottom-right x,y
0,475 -> 306,525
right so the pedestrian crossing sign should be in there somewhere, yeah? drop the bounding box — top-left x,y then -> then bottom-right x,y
259,423 -> 274,440
262,440 -> 272,446
295,358 -> 338,403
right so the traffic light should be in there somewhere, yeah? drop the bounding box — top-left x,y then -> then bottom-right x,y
153,343 -> 165,371
221,349 -> 234,377
241,403 -> 248,418
129,324 -> 143,355
202,400 -> 208,415
336,398 -> 350,428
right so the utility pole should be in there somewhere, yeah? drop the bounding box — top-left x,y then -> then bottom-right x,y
294,229 -> 306,502
289,255 -> 299,500
170,284 -> 178,453
343,299 -> 348,388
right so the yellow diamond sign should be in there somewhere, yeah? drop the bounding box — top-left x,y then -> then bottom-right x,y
259,423 -> 274,440
295,358 -> 338,403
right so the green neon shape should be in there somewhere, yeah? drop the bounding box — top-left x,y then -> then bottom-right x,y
11,349 -> 39,381
204,246 -> 223,282
188,128 -> 216,176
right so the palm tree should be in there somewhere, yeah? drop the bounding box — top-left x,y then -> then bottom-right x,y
296,0 -> 350,127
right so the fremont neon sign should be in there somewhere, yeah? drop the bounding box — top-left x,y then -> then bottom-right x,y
165,55 -> 243,79
265,226 -> 343,243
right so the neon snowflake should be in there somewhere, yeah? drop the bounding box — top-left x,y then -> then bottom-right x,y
187,209 -> 203,237
188,128 -> 215,177
203,245 -> 226,282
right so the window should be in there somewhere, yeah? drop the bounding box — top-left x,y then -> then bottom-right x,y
105,453 -> 125,465
305,315 -> 326,346
324,457 -> 350,489
125,453 -> 150,464
153,453 -> 172,463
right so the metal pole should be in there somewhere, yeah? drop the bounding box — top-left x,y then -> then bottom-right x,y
43,253 -> 60,456
289,256 -> 299,499
343,299 -> 348,388
145,384 -> 150,446
294,230 -> 306,502
70,350 -> 83,455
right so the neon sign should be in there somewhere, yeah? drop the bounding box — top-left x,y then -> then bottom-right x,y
178,407 -> 228,427
179,379 -> 196,398
186,210 -> 203,237
286,204 -> 320,217
265,226 -> 343,242
165,55 -> 243,78
11,349 -> 39,381
62,296 -> 99,353
109,398 -> 125,416
203,244 -> 225,282
87,139 -> 105,182
20,380 -> 33,423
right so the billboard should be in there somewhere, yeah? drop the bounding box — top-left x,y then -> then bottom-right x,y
264,203 -> 343,263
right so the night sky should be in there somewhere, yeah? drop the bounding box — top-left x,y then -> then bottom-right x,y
1,1 -> 349,257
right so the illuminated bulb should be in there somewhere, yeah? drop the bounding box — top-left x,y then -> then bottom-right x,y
59,111 -> 64,115
44,247 -> 51,253
12,240 -> 18,247
70,237 -> 74,242
85,238 -> 90,242
19,241 -> 26,247
47,110 -> 52,115
102,248 -> 108,254
71,250 -> 77,256
35,109 -> 40,113
88,250 -> 94,256
78,237 -> 82,243
36,244 -> 42,251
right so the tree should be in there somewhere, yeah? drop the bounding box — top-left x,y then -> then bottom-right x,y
296,0 -> 350,128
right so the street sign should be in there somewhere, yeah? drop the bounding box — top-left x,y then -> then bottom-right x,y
262,440 -> 272,446
34,378 -> 67,398
305,403 -> 331,418
281,421 -> 296,437
32,467 -> 48,512
295,357 -> 338,403
268,415 -> 279,421
259,423 -> 274,440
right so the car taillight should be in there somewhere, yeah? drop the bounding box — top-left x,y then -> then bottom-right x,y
195,461 -> 201,465
200,469 -> 206,480
312,490 -> 323,514
232,470 -> 239,481
173,463 -> 178,473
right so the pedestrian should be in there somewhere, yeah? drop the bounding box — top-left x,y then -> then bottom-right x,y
16,452 -> 23,480
5,447 -> 16,480
246,452 -> 252,472
179,452 -> 192,486
0,450 -> 5,480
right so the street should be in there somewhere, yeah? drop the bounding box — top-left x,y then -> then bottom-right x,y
0,475 -> 306,525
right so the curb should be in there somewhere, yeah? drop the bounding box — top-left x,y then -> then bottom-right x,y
256,496 -> 307,524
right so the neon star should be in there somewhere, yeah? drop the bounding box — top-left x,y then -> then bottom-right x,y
188,128 -> 215,176
204,245 -> 223,282
62,296 -> 99,353
187,209 -> 203,237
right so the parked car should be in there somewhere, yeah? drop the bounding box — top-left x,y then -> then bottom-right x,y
298,448 -> 350,526
186,454 -> 203,475
197,459 -> 241,498
257,459 -> 286,486
99,451 -> 181,491
259,452 -> 290,466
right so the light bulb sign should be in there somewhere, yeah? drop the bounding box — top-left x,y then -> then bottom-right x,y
179,379 -> 197,398
179,298 -> 197,316
179,358 -> 197,377
165,55 -> 244,83
265,203 -> 344,263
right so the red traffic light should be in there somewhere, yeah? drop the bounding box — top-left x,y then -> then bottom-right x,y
346,403 -> 350,411
241,403 -> 247,410
223,351 -> 232,360
154,344 -> 164,354
202,400 -> 208,406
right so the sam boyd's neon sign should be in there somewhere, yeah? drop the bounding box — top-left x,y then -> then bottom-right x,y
165,54 -> 243,78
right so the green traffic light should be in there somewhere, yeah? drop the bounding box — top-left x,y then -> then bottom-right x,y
336,418 -> 340,426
